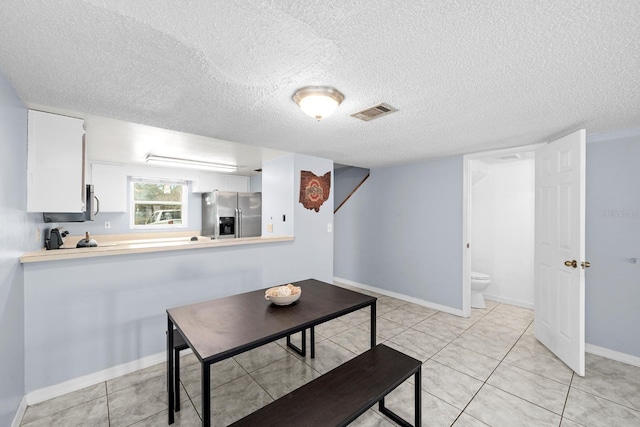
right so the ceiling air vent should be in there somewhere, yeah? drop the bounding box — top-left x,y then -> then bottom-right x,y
351,103 -> 397,121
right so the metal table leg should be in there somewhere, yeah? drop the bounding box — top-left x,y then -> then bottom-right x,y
202,362 -> 210,427
286,330 -> 307,357
167,316 -> 174,425
310,326 -> 315,359
415,365 -> 422,427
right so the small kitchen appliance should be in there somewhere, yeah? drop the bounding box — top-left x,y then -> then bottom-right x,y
43,185 -> 99,223
45,228 -> 69,250
76,231 -> 98,248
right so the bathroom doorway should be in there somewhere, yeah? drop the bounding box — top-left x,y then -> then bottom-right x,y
462,132 -> 588,375
462,144 -> 541,317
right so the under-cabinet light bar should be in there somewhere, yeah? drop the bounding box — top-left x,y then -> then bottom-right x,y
145,155 -> 237,172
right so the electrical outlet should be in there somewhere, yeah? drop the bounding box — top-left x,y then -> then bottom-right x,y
327,223 -> 332,233
267,224 -> 273,233
104,221 -> 111,229
36,227 -> 40,242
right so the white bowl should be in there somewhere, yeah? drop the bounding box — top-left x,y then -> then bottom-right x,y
265,286 -> 301,306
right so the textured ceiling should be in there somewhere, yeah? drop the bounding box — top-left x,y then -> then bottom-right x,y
0,0 -> 639,169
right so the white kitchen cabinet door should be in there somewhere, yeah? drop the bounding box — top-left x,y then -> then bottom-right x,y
27,110 -> 86,212
91,163 -> 127,212
224,175 -> 250,193
191,173 -> 225,193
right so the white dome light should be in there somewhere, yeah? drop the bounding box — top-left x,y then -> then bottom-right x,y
292,86 -> 344,121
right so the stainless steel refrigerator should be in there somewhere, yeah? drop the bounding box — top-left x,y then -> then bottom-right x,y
201,191 -> 262,239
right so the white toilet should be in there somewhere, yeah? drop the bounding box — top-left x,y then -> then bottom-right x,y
471,271 -> 491,308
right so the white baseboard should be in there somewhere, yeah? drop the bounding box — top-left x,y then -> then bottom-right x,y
11,395 -> 27,427
586,343 -> 640,368
333,277 -> 464,317
25,347 -> 192,406
484,294 -> 534,310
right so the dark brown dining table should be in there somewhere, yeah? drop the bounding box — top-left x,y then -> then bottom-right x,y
166,278 -> 377,427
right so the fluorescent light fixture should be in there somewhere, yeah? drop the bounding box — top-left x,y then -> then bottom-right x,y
292,86 -> 344,121
145,155 -> 237,172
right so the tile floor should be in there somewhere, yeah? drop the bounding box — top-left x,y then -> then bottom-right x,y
20,283 -> 640,426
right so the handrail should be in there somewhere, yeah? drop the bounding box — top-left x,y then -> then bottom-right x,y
334,173 -> 370,213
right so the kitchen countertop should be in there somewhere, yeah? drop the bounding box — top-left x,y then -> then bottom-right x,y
20,232 -> 294,263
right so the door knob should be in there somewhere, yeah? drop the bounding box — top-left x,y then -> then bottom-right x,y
581,261 -> 591,269
564,260 -> 577,268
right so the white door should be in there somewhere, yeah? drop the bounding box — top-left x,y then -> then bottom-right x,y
534,129 -> 587,376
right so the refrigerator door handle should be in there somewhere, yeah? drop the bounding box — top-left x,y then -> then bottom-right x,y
234,208 -> 239,238
238,207 -> 242,238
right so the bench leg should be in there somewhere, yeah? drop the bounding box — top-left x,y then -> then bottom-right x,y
379,368 -> 421,427
371,302 -> 376,348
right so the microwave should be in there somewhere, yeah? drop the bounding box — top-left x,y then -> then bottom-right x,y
43,185 -> 99,223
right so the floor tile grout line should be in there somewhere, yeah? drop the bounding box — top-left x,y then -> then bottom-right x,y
498,359 -> 573,387
246,370 -> 280,404
104,366 -> 167,396
105,381 -> 111,427
560,371 -> 575,423
450,317 -> 539,423
181,379 -> 203,423
466,316 -> 591,422
379,303 -> 502,425
20,390 -> 109,426
566,382 -> 640,413
417,304 -> 501,426
177,353 -> 254,421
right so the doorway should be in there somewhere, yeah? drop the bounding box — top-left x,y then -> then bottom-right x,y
462,144 -> 542,317
462,131 -> 587,375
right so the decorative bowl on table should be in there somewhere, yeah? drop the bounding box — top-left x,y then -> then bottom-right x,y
265,284 -> 301,306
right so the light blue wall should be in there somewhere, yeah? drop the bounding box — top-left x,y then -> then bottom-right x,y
294,154 -> 334,282
22,153 -> 334,392
262,154 -> 295,236
335,138 -> 640,358
335,156 -> 464,309
250,173 -> 262,193
0,69 -> 40,425
334,166 -> 369,210
585,134 -> 640,357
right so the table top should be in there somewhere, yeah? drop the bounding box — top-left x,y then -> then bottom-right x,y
167,279 -> 376,363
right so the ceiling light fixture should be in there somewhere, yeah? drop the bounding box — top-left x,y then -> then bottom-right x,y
145,155 -> 237,172
292,86 -> 344,121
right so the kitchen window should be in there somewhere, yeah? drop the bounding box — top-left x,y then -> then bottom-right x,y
130,178 -> 188,229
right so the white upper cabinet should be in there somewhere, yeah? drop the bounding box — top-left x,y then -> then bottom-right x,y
191,173 -> 249,193
191,173 -> 225,193
27,110 -> 86,213
224,175 -> 250,193
90,163 -> 127,212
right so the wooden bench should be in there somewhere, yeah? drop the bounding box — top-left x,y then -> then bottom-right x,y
229,344 -> 422,427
